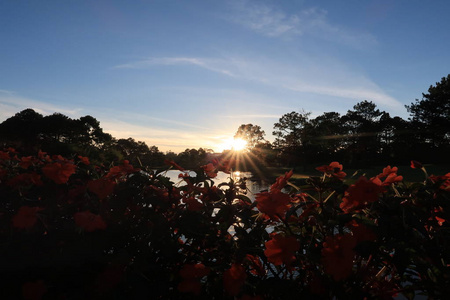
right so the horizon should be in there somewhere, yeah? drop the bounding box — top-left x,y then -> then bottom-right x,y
1,1 -> 449,152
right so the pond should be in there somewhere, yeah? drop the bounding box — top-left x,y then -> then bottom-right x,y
158,170 -> 270,201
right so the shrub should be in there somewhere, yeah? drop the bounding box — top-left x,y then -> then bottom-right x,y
0,149 -> 449,299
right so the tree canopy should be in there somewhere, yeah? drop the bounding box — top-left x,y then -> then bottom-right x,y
406,74 -> 450,147
234,124 -> 266,149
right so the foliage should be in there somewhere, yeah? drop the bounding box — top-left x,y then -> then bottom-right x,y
175,148 -> 210,169
272,110 -> 311,166
406,75 -> 450,148
1,148 -> 449,299
235,124 -> 266,149
272,110 -> 311,150
302,111 -> 345,163
111,137 -> 165,167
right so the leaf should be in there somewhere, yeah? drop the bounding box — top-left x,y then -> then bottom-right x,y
218,182 -> 230,189
235,194 -> 252,205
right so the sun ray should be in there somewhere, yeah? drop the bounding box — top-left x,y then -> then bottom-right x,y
217,137 -> 247,152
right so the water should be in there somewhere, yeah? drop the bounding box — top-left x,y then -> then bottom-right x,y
158,170 -> 269,201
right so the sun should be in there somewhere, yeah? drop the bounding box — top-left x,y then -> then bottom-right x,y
231,138 -> 247,151
218,138 -> 247,152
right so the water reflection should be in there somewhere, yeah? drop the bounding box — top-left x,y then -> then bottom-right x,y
159,170 -> 268,201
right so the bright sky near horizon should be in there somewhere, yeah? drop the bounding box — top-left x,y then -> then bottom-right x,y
1,1 -> 449,153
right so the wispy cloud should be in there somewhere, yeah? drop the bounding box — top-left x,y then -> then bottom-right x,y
113,54 -> 403,113
223,114 -> 280,119
0,92 -> 82,121
107,110 -> 209,130
228,1 -> 302,37
113,57 -> 235,77
227,1 -> 377,48
282,83 -> 402,109
0,89 -> 14,95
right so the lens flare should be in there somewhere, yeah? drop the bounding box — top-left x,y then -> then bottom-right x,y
218,138 -> 247,152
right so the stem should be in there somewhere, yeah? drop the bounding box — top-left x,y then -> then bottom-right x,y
277,213 -> 295,236
323,190 -> 336,204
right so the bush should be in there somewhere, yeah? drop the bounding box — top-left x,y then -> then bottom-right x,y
0,149 -> 449,299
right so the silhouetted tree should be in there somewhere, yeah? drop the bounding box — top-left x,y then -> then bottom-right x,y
234,124 -> 266,149
114,138 -> 164,167
75,115 -> 112,147
0,109 -> 43,149
272,110 -> 311,166
40,113 -> 77,143
341,101 -> 383,165
377,114 -> 412,163
303,112 -> 345,163
176,148 -> 208,169
250,141 -> 275,166
406,75 -> 450,149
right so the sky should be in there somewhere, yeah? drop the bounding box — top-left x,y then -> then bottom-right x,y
1,0 -> 449,153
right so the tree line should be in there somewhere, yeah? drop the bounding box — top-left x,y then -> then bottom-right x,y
1,75 -> 449,169
236,75 -> 450,168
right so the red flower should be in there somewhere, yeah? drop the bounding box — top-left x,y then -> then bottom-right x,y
316,162 -> 346,179
19,156 -> 34,169
178,263 -> 210,295
0,150 -> 10,160
292,192 -> 308,204
340,176 -> 384,213
372,166 -> 403,186
51,154 -> 65,161
378,165 -> 398,177
435,216 -> 446,226
245,254 -> 265,276
410,160 -> 423,169
264,234 -> 300,266
213,159 -> 232,174
77,155 -> 90,165
74,211 -> 107,232
298,202 -> 319,221
22,280 -> 47,300
270,170 -> 293,191
255,190 -> 291,218
8,172 -> 43,188
164,159 -> 185,171
88,178 -> 116,200
37,150 -> 48,160
184,196 -> 203,211
12,206 -> 42,229
383,173 -> 403,185
42,161 -> 76,184
7,147 -> 17,153
223,263 -> 247,296
148,185 -> 170,200
179,263 -> 210,278
106,160 -> 139,179
431,207 -> 446,226
430,173 -> 450,191
201,163 -> 217,178
321,234 -> 356,281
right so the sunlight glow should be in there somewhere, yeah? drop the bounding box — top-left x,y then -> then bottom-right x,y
218,138 -> 247,152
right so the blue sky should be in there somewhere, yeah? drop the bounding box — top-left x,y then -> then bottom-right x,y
1,0 -> 449,152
